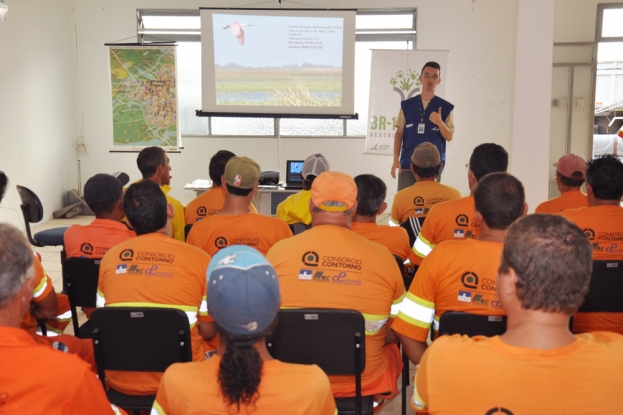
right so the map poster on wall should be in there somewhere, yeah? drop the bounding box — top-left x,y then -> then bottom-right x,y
108,45 -> 181,151
365,50 -> 448,155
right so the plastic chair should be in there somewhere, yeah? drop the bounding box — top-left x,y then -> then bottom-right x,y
63,257 -> 100,338
16,185 -> 68,247
266,309 -> 372,415
90,307 -> 193,413
578,260 -> 623,313
438,311 -> 507,337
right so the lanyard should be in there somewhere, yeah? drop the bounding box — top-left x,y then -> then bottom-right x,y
418,96 -> 426,123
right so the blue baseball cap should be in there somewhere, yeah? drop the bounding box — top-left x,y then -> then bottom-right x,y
207,246 -> 280,336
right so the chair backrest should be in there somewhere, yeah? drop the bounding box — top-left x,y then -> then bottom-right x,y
288,222 -> 311,235
184,224 -> 193,241
267,309 -> 365,375
63,257 -> 100,308
438,311 -> 507,337
90,307 -> 192,379
16,185 -> 44,224
578,260 -> 623,313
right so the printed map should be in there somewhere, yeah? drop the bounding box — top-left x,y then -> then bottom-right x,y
109,46 -> 179,149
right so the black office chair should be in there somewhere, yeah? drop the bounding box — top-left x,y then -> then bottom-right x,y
90,307 -> 193,414
63,257 -> 100,338
578,260 -> 623,313
267,309 -> 372,415
438,311 -> 507,337
16,185 -> 68,248
288,222 -> 311,235
184,224 -> 193,241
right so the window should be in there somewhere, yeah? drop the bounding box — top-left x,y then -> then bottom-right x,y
138,8 -> 416,137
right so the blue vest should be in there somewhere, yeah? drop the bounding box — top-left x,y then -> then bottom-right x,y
399,95 -> 454,170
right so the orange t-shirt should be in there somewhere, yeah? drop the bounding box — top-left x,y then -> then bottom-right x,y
64,219 -> 136,258
266,225 -> 405,397
390,181 -> 461,224
98,233 -> 212,395
21,256 -> 54,338
351,221 -> 417,264
392,239 -> 504,343
0,326 -> 122,415
187,213 -> 293,256
152,356 -> 337,415
412,196 -> 480,265
185,187 -> 258,224
535,189 -> 590,214
560,205 -> 623,334
413,332 -> 623,414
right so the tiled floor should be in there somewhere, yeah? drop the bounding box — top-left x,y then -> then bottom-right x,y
31,214 -> 415,414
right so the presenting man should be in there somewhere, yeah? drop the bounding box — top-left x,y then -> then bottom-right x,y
266,172 -> 405,403
535,153 -> 589,213
391,61 -> 455,190
412,214 -> 623,414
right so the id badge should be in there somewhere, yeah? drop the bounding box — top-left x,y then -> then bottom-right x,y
417,123 -> 425,134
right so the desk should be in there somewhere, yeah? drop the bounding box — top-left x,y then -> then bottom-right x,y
253,187 -> 299,216
184,179 -> 213,197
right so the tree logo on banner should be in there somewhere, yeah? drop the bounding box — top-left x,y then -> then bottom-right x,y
389,69 -> 422,100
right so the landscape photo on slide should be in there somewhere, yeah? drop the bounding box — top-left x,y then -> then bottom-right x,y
213,13 -> 343,107
109,46 -> 178,148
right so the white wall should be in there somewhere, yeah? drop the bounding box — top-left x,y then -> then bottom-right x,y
554,0 -> 622,43
0,0 -> 78,228
70,0 -> 521,207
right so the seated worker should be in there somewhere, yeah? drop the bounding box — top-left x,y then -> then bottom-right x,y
0,224 -> 124,415
389,143 -> 460,226
152,246 -> 337,415
560,154 -> 623,334
136,146 -> 185,241
352,174 -> 417,264
64,174 -> 136,258
266,172 -> 405,404
185,150 -> 257,225
276,153 -> 330,226
393,172 -> 526,365
187,156 -> 292,256
412,143 -> 508,264
535,153 -> 589,213
98,180 -> 214,396
412,214 -> 623,414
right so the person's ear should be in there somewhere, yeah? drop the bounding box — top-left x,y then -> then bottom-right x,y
166,203 -> 174,219
586,183 -> 594,198
474,210 -> 485,227
522,202 -> 529,216
376,202 -> 388,216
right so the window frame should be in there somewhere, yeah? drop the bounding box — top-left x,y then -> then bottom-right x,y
137,8 -> 417,138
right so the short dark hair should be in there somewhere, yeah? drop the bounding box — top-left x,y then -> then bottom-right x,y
500,214 -> 592,314
586,154 -> 623,200
225,184 -> 253,197
557,171 -> 585,188
303,174 -> 318,186
354,174 -> 386,217
421,61 -> 441,76
210,150 -> 236,186
123,180 -> 167,235
0,171 -> 7,204
468,143 -> 508,181
412,164 -> 441,179
137,147 -> 166,179
474,172 -> 525,230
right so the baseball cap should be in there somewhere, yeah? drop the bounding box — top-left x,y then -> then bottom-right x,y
207,246 -> 280,336
84,174 -> 123,211
554,154 -> 586,179
224,156 -> 261,189
411,142 -> 441,167
302,153 -> 330,180
311,171 -> 357,212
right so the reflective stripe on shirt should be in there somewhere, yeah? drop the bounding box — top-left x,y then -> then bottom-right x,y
151,401 -> 166,415
413,234 -> 434,258
32,277 -> 48,299
397,292 -> 435,329
390,293 -> 406,317
413,385 -> 427,411
199,296 -> 208,316
362,313 -> 390,335
96,290 -> 105,308
389,218 -> 401,226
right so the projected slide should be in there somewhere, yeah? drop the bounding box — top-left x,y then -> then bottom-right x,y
213,13 -> 343,107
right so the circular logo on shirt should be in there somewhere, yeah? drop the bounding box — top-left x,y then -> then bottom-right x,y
119,249 -> 135,261
80,242 -> 94,255
197,206 -> 207,217
583,228 -> 595,240
215,236 -> 228,249
413,196 -> 425,206
302,251 -> 319,267
485,408 -> 513,415
455,214 -> 469,227
461,271 -> 479,289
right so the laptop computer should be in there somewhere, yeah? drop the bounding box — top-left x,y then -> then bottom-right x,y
284,160 -> 305,189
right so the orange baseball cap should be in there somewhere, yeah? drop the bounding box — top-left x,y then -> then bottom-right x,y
311,172 -> 357,212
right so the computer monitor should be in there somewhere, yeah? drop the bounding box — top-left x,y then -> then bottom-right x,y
285,160 -> 305,188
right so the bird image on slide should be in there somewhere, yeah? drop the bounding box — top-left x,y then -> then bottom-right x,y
223,23 -> 256,45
